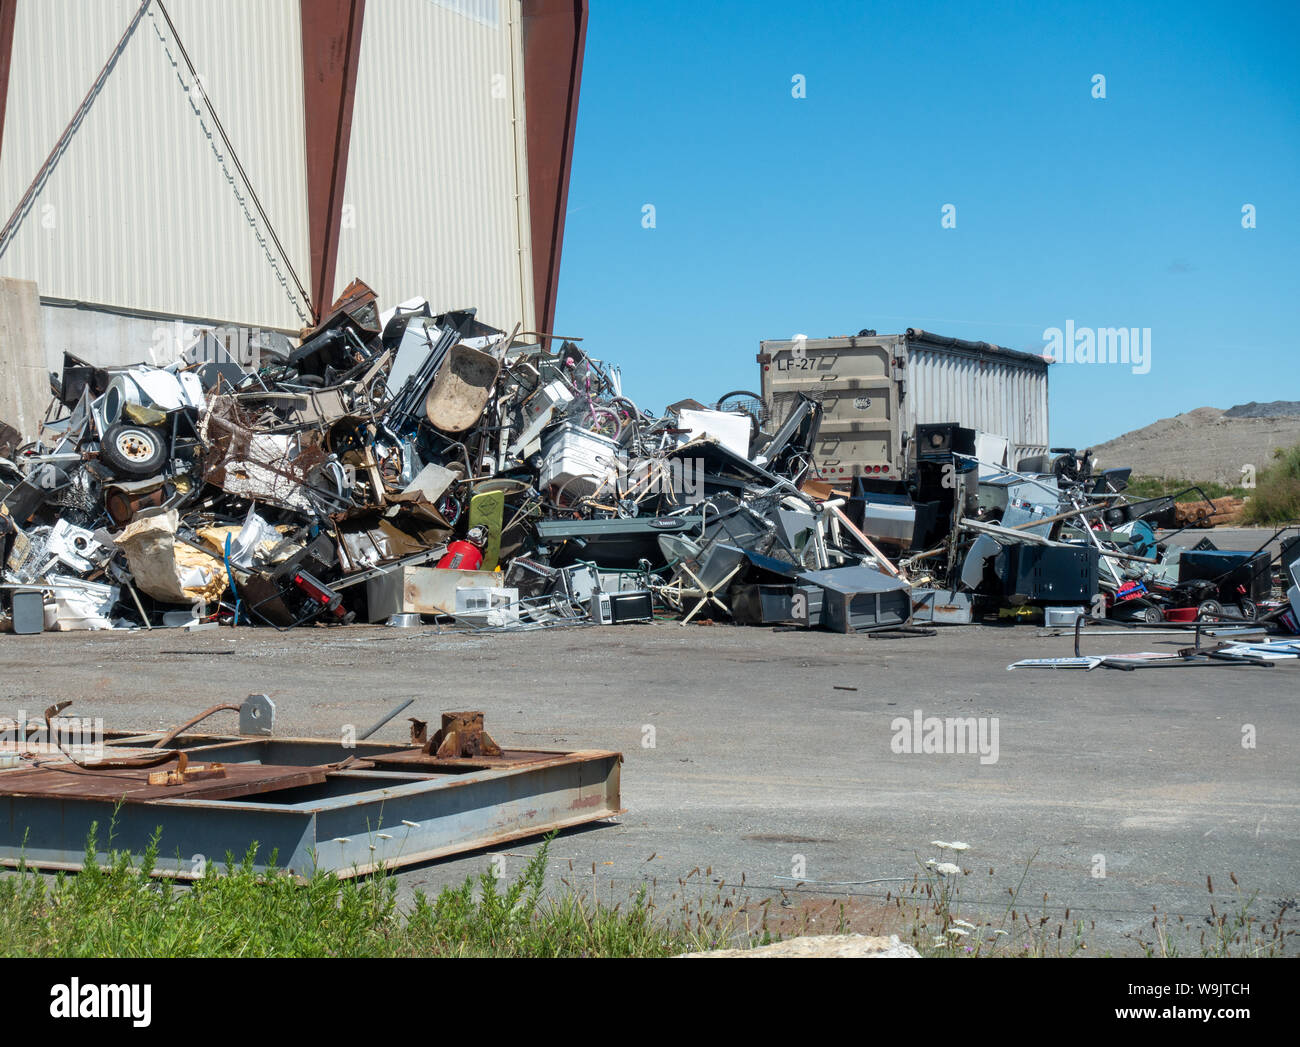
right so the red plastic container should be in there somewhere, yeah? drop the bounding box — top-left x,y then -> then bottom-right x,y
437,540 -> 484,572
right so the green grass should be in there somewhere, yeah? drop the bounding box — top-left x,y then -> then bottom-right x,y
1124,445 -> 1300,526
3,825 -> 1291,957
0,823 -> 748,958
1241,443 -> 1300,525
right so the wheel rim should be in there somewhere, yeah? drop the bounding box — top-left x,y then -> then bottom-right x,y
116,431 -> 159,463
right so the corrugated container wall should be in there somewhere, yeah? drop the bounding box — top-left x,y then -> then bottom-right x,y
334,0 -> 535,334
902,342 -> 1050,465
0,0 -> 313,330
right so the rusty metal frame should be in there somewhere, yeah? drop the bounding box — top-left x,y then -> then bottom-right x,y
1,730 -> 622,879
521,0 -> 588,342
0,0 -> 16,166
300,0 -> 367,322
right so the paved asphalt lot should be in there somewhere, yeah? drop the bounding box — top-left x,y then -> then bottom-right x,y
2,526 -> 1296,955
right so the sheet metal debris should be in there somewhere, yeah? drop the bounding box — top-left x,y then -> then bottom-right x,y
1,286 -> 895,635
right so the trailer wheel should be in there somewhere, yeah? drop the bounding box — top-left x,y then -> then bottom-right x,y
100,423 -> 168,479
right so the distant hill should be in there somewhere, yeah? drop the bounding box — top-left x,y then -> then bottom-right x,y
1092,404 -> 1300,486
1222,400 -> 1300,419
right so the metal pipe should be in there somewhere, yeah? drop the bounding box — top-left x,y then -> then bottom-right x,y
358,698 -> 415,741
151,703 -> 241,749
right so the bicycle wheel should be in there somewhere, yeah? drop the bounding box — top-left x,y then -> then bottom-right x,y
585,406 -> 622,438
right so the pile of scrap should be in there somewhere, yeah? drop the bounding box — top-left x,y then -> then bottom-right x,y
1,281 -> 910,635
892,438 -> 1299,633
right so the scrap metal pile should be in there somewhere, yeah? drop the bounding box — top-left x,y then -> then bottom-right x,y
3,283 -> 1297,638
895,435 -> 1300,635
0,282 -> 913,634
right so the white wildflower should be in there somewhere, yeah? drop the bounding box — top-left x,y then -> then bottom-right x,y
934,862 -> 962,876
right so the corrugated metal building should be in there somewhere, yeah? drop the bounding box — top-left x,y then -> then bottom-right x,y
0,0 -> 585,373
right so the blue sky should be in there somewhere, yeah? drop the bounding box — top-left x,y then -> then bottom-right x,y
551,0 -> 1299,448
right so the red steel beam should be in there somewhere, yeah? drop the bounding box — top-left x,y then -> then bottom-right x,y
521,0 -> 587,340
0,0 -> 17,166
300,0 -> 366,322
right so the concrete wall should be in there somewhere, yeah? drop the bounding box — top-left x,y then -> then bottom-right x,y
42,299 -> 208,371
0,288 -> 290,444
0,277 -> 49,442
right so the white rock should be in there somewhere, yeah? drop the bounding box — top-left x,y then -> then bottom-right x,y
679,934 -> 920,958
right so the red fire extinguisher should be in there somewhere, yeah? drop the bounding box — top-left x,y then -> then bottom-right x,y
437,525 -> 488,571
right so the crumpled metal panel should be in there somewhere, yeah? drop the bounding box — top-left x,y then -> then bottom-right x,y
199,396 -> 327,513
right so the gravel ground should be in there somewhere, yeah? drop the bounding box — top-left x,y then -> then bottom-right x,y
3,553 -> 1297,956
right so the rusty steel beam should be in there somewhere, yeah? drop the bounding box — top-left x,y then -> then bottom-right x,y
300,0 -> 366,324
1,726 -> 624,879
521,0 -> 587,342
0,0 -> 17,167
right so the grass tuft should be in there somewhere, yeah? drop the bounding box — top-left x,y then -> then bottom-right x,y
1241,443 -> 1300,525
0,826 -> 714,958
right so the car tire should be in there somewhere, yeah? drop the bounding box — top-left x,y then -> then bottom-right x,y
100,423 -> 168,479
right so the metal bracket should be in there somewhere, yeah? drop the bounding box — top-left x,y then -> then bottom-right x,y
239,693 -> 275,736
425,711 -> 502,759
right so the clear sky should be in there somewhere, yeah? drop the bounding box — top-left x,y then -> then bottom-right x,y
551,0 -> 1299,450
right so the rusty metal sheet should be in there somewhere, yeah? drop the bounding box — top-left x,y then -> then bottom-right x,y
199,396 -> 328,513
362,748 -> 559,772
0,762 -> 327,803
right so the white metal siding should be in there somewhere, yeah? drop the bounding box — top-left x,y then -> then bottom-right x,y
904,346 -> 1050,463
334,0 -> 534,333
0,0 -> 311,330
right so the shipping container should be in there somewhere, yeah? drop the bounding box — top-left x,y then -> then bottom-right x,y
758,329 -> 1050,480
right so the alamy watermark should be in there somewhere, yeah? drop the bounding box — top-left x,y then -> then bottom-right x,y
1,710 -> 105,763
151,321 -> 275,370
611,457 -> 703,503
50,979 -> 151,1027
890,708 -> 1000,765
1043,320 -> 1151,375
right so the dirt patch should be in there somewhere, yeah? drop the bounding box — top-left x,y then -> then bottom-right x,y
1093,406 -> 1300,486
749,893 -> 915,942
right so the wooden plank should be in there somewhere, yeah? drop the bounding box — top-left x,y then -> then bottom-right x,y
0,763 -> 327,803
827,504 -> 905,579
